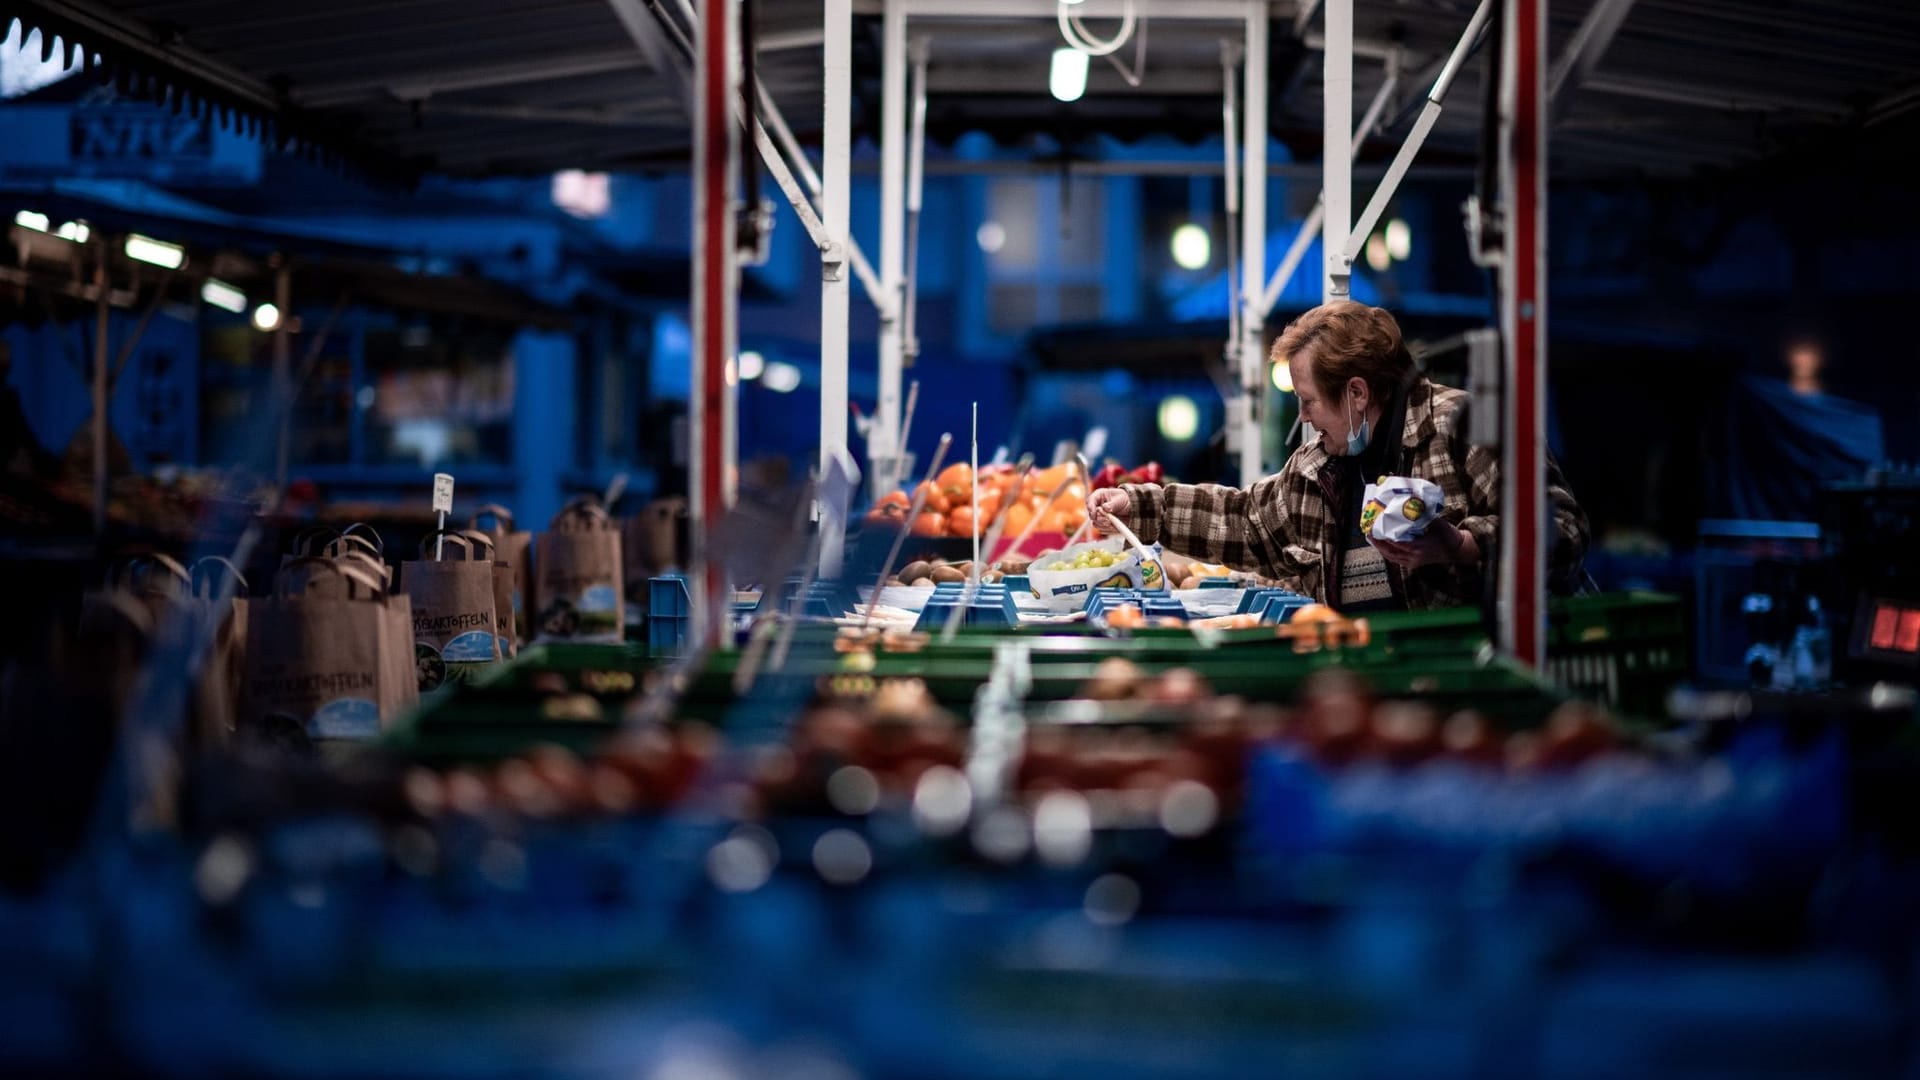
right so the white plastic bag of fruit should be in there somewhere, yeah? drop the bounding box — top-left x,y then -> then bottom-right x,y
1361,475 -> 1446,543
1025,537 -> 1166,611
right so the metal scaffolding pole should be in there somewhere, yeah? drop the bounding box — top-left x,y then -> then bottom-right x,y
820,0 -> 853,575
875,0 -> 908,494
1234,0 -> 1268,487
91,245 -> 109,539
1322,0 -> 1352,301
273,263 -> 291,490
1499,0 -> 1547,667
692,0 -> 739,642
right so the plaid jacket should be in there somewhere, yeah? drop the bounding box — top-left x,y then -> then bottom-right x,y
1122,379 -> 1590,611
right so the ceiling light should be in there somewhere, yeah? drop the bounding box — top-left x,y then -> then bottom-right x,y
1271,361 -> 1294,393
125,233 -> 185,269
1170,223 -> 1211,270
1385,218 -> 1411,261
13,211 -> 49,232
1157,395 -> 1199,442
1049,47 -> 1088,103
738,350 -> 765,381
1365,233 -> 1392,273
252,303 -> 281,332
976,221 -> 1007,255
55,221 -> 89,243
762,361 -> 802,393
201,280 -> 247,313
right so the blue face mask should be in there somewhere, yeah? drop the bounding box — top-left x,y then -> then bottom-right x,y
1346,395 -> 1371,456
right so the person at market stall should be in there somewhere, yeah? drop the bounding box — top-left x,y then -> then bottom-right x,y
1086,301 -> 1589,611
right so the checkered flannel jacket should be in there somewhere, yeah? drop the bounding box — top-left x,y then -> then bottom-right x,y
1121,379 -> 1590,611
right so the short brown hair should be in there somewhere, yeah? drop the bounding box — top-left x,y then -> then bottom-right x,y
1270,301 -> 1413,404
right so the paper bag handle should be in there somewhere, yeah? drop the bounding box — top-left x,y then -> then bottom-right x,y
189,556 -> 250,599
549,499 -> 612,532
339,521 -> 386,558
277,556 -> 388,599
112,553 -> 191,596
417,530 -> 485,562
287,526 -> 341,558
470,504 -> 517,533
457,529 -> 497,557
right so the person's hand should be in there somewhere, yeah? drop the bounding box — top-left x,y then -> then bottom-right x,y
1088,487 -> 1131,535
1371,518 -> 1479,571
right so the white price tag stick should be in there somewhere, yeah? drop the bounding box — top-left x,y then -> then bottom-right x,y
971,402 -> 980,570
432,472 -> 454,559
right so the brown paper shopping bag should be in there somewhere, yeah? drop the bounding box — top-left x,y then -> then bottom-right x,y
457,529 -> 517,659
400,531 -> 503,691
471,504 -> 533,644
622,496 -> 687,613
186,557 -> 250,748
245,557 -> 412,743
534,500 -> 625,644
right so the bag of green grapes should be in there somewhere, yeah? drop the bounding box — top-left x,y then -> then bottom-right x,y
1025,537 -> 1166,612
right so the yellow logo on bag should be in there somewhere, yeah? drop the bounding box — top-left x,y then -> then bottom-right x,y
1403,497 -> 1426,521
1099,571 -> 1132,589
1360,498 -> 1386,533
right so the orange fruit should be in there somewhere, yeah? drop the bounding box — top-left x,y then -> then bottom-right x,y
914,480 -> 951,516
1000,501 -> 1035,537
911,511 -> 947,537
874,490 -> 910,512
947,506 -> 979,537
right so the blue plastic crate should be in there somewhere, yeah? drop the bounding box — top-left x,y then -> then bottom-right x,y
648,574 -> 690,617
1085,588 -> 1188,627
756,578 -> 862,619
913,582 -> 1021,630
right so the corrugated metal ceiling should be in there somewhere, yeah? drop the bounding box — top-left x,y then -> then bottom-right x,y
5,0 -> 1918,179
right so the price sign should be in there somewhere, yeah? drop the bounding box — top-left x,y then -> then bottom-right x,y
432,473 -> 455,514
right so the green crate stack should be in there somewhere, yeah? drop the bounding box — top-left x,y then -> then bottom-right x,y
1542,592 -> 1686,719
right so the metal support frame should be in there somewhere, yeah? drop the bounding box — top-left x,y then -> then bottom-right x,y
91,244 -> 109,538
691,0 -> 740,641
1341,0 -> 1493,268
1321,0 -> 1352,301
1547,0 -> 1635,119
873,0 -> 908,494
1258,53 -> 1398,315
1233,0 -> 1269,487
820,0 -> 853,576
273,263 -> 291,490
1498,0 -> 1546,668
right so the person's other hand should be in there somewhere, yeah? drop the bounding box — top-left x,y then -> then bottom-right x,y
1088,487 -> 1131,535
1371,518 -> 1479,571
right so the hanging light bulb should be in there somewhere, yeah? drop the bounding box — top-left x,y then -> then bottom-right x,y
1049,47 -> 1089,103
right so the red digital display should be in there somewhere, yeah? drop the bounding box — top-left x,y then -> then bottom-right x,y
1900,609 -> 1920,654
1873,605 -> 1902,651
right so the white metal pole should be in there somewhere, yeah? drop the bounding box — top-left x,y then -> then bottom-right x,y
692,0 -> 739,642
1322,0 -> 1352,301
1236,0 -> 1268,487
903,37 -> 930,367
1498,0 -> 1547,668
875,0 -> 908,495
822,0 -> 852,575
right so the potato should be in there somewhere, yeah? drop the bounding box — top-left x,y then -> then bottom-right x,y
983,570 -> 1005,583
996,556 -> 1032,575
900,561 -> 931,583
930,565 -> 967,584
908,577 -> 935,589
1179,575 -> 1202,591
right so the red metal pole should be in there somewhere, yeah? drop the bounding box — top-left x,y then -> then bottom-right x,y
692,0 -> 736,647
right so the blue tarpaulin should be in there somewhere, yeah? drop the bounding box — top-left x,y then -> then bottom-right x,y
1711,375 -> 1883,520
